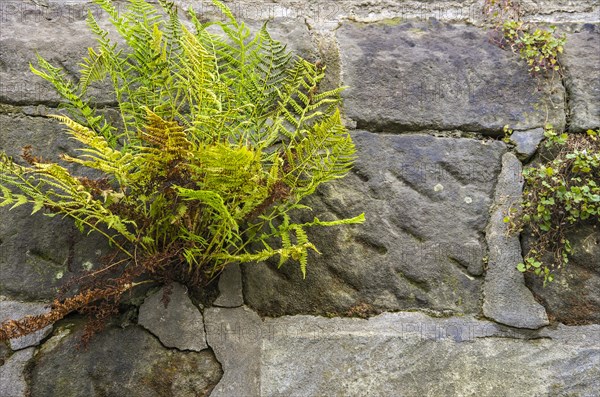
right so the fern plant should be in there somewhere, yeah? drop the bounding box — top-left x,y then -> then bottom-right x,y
0,0 -> 363,341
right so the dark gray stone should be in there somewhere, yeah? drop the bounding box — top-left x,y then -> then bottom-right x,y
28,321 -> 222,397
214,264 -> 244,308
204,306 -> 262,397
0,299 -> 52,351
244,131 -> 505,316
562,24 -> 600,132
0,112 -> 114,300
0,347 -> 34,397
511,128 -> 545,161
337,20 -> 565,134
0,2 -> 115,106
260,312 -> 600,397
525,222 -> 600,325
138,283 -> 208,352
483,153 -> 549,329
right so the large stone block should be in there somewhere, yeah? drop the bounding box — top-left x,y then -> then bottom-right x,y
28,320 -> 222,397
260,312 -> 600,397
562,24 -> 600,132
0,299 -> 52,350
0,112 -> 112,300
0,1 -> 115,106
0,1 -> 318,107
244,131 -> 505,316
337,20 -> 565,134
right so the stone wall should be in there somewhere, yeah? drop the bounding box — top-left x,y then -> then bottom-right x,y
1,1 -> 599,396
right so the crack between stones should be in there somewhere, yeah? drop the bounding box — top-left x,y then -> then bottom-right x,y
200,309 -> 225,397
350,123 -> 507,143
354,117 -> 507,135
137,322 -> 204,354
474,334 -> 553,341
559,68 -> 572,132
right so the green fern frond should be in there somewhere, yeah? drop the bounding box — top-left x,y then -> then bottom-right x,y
2,0 -> 363,289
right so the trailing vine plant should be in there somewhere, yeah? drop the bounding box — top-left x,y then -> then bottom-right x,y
506,127 -> 599,285
483,0 -> 566,78
484,1 -> 599,285
0,0 -> 364,341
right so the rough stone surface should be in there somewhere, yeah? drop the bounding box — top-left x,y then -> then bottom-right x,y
483,152 -> 549,329
0,347 -> 34,397
138,283 -> 208,352
0,2 -> 317,107
338,21 -> 565,134
214,264 -> 244,308
169,0 -> 600,25
0,299 -> 51,351
28,321 -> 222,397
261,312 -> 600,397
204,306 -> 262,397
0,112 -> 113,300
511,128 -> 545,161
562,24 -> 600,132
0,1 -> 599,395
0,2 -> 115,106
525,222 -> 600,325
245,131 -> 505,316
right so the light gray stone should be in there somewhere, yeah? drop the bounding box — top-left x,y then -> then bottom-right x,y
214,264 -> 244,308
0,299 -> 52,351
260,312 -> 600,397
0,347 -> 35,397
204,306 -> 262,397
138,283 -> 208,352
28,320 -> 222,397
511,128 -> 545,161
562,24 -> 600,132
244,132 -> 505,317
337,20 -> 565,134
169,0 -> 600,25
483,152 -> 549,329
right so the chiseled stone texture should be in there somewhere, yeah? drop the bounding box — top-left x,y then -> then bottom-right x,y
260,312 -> 600,397
562,24 -> 600,132
244,131 -> 505,316
28,321 -> 222,397
138,283 -> 208,352
337,20 -> 565,134
483,153 -> 549,329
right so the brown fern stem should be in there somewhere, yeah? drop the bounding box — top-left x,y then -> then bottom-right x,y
0,266 -> 143,342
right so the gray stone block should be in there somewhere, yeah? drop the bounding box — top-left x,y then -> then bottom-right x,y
244,131 -> 505,316
483,152 -> 549,329
138,283 -> 208,352
337,20 -> 565,134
